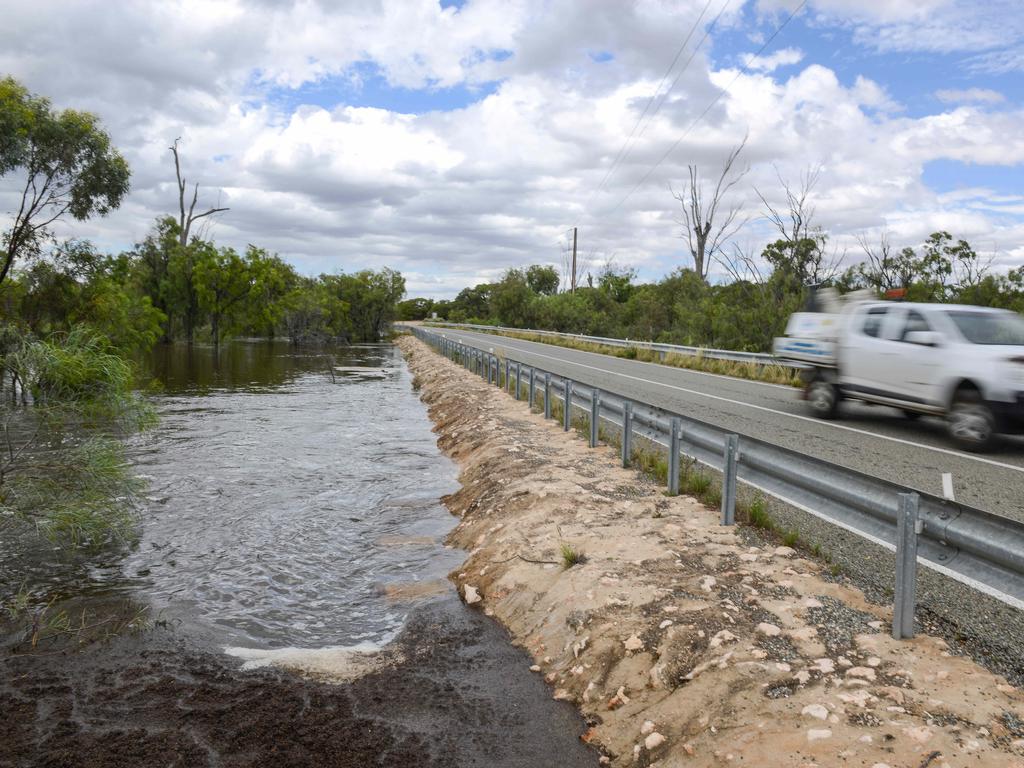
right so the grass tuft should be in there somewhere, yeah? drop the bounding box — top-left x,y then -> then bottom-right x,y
560,542 -> 586,569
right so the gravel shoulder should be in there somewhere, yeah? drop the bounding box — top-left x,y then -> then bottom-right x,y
400,335 -> 1024,768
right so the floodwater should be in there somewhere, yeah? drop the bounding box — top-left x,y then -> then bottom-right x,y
3,340 -> 464,650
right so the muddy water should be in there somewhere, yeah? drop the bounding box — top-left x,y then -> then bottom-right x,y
3,341 -> 463,650
132,341 -> 465,650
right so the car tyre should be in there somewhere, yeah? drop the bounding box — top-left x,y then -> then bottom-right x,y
807,376 -> 840,420
947,392 -> 996,452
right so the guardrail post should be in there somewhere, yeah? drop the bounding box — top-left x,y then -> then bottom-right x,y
590,389 -> 600,447
563,379 -> 573,431
529,368 -> 536,410
893,492 -> 921,640
668,418 -> 681,495
621,401 -> 633,467
721,434 -> 739,526
514,363 -> 521,400
544,374 -> 551,419
505,360 -> 510,393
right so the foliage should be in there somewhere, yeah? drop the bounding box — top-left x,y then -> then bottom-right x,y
0,76 -> 130,286
0,326 -> 154,547
425,232 -> 1022,355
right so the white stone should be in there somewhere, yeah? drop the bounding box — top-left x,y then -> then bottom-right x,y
756,622 -> 782,637
463,585 -> 482,604
710,630 -> 739,648
774,546 -> 797,557
801,704 -> 829,721
529,665 -> 541,672
807,729 -> 832,742
624,635 -> 643,652
700,575 -> 717,592
644,732 -> 666,751
846,666 -> 877,681
659,620 -> 673,629
640,720 -> 656,736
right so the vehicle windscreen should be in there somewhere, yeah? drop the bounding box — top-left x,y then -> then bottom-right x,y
947,311 -> 1024,345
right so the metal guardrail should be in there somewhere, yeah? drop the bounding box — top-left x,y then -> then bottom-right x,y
422,321 -> 804,369
410,326 -> 1024,638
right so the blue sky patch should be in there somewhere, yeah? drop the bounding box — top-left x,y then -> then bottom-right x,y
264,62 -> 499,115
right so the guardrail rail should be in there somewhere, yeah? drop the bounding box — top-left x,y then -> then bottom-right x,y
408,325 -> 1024,640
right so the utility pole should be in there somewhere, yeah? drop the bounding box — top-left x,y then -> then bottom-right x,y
571,227 -> 578,293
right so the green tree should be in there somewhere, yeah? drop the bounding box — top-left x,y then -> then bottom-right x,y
525,264 -> 560,296
0,76 -> 130,287
193,245 -> 253,347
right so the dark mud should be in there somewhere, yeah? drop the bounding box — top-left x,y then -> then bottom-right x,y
1,598 -> 600,768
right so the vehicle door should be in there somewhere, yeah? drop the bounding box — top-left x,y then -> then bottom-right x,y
883,307 -> 944,407
838,305 -> 895,395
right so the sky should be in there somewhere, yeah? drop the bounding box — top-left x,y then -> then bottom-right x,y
1,0 -> 1022,298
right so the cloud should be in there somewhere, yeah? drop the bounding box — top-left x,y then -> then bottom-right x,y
935,88 -> 1005,105
0,0 -> 1022,298
741,46 -> 803,72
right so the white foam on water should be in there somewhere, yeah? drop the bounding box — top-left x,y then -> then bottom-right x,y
224,640 -> 390,680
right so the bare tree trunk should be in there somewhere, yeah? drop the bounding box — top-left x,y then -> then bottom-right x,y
672,136 -> 749,281
170,139 -> 229,247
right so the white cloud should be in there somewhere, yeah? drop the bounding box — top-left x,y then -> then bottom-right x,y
935,88 -> 1006,105
0,0 -> 1022,298
741,46 -> 803,72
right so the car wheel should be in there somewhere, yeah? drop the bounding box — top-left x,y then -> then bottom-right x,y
947,394 -> 996,452
807,377 -> 840,420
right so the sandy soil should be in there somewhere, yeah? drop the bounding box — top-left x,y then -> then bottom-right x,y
399,335 -> 1024,768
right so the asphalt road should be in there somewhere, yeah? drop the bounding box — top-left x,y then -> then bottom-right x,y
439,328 -> 1024,522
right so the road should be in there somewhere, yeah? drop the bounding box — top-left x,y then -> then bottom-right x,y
437,328 -> 1024,522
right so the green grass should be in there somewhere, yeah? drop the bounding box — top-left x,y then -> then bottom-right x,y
560,542 -> 586,569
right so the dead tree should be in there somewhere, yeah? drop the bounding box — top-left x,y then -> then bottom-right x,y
671,135 -> 749,281
755,165 -> 841,285
170,138 -> 229,246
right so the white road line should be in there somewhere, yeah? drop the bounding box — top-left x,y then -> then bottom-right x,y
467,335 -> 1024,475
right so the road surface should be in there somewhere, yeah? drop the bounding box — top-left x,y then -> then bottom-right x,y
438,328 -> 1024,522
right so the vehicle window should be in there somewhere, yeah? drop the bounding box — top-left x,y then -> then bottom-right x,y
899,310 -> 932,342
947,311 -> 1024,345
860,307 -> 888,338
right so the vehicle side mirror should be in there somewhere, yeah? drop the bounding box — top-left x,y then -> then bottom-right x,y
905,330 -> 941,347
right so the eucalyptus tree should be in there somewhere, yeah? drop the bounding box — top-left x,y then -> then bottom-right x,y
0,76 -> 130,287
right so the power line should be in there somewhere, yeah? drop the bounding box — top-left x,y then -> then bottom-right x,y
591,0 -> 715,198
604,0 -> 808,217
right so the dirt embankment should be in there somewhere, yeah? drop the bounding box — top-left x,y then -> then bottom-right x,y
399,335 -> 1024,768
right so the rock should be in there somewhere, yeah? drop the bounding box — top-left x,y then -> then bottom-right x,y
801,704 -> 829,721
803,597 -> 823,608
710,629 -> 739,648
812,658 -> 836,674
624,634 -> 643,652
807,729 -> 832,742
553,688 -> 571,701
529,664 -> 541,672
739,553 -> 758,562
700,575 -> 717,592
463,584 -> 482,604
867,656 -> 881,667
903,726 -> 933,744
776,663 -> 792,672
774,546 -> 797,557
644,732 -> 666,751
845,666 -> 877,681
682,742 -> 695,756
659,619 -> 673,629
641,720 -> 656,736
756,622 -> 782,637
795,670 -> 811,684
878,686 -> 905,705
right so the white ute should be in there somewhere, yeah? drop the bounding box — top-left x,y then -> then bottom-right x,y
773,289 -> 1024,451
